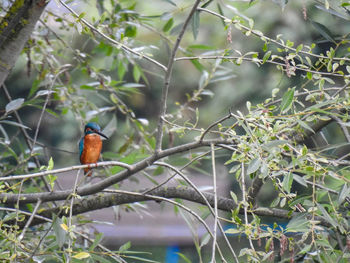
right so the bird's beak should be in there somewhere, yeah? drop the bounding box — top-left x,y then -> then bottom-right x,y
95,130 -> 108,139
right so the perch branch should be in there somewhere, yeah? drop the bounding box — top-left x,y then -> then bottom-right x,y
0,139 -> 234,204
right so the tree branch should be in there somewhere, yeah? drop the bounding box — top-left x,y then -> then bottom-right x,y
175,55 -> 344,77
11,186 -> 333,230
0,139 -> 234,204
155,0 -> 202,152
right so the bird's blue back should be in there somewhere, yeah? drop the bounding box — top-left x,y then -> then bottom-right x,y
79,137 -> 84,159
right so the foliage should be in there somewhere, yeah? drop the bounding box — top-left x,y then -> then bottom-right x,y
0,0 -> 350,262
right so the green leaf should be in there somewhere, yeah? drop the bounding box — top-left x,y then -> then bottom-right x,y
48,157 -> 54,170
299,244 -> 312,254
28,79 -> 41,98
176,253 -> 192,263
262,140 -> 289,151
125,25 -> 137,37
315,4 -> 349,20
162,18 -> 174,32
286,214 -> 309,233
0,120 -> 30,130
296,44 -> 303,52
5,98 -> 24,113
201,0 -> 214,8
282,172 -> 293,193
262,42 -> 268,52
280,87 -> 295,113
225,228 -> 241,234
89,233 -> 104,251
200,233 -> 211,247
102,115 -> 117,138
311,20 -> 335,43
296,119 -> 315,134
338,184 -> 350,204
73,252 -> 90,259
230,191 -> 238,204
216,3 -> 225,26
161,0 -> 176,6
133,64 -> 141,82
190,59 -> 205,72
262,51 -> 271,63
170,23 -> 184,35
119,241 -> 131,252
316,204 -> 338,229
191,11 -> 200,39
118,60 -> 127,80
247,158 -> 261,175
293,174 -> 307,187
53,217 -> 67,248
306,71 -> 312,80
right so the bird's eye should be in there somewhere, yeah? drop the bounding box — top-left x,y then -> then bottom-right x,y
86,127 -> 92,132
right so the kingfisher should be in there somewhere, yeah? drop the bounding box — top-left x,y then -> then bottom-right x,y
79,122 -> 108,176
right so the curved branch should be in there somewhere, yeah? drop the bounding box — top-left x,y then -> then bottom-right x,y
12,186 -> 333,230
0,138 -> 234,204
1,161 -> 131,181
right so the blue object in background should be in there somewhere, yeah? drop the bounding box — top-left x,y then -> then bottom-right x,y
165,245 -> 180,263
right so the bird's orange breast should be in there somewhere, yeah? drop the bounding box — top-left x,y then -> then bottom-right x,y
80,134 -> 102,164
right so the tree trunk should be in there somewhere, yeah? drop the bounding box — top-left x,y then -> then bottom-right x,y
0,0 -> 48,86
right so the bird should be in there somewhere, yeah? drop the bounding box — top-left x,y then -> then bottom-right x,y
79,122 -> 108,176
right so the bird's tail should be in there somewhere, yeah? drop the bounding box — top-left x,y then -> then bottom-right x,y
84,168 -> 93,177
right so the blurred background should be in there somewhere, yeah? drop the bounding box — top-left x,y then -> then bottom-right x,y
1,0 -> 348,261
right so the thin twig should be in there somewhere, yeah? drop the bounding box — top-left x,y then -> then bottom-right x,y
31,67 -> 70,154
103,188 -> 225,262
241,162 -> 256,253
142,150 -> 212,194
197,7 -> 350,63
0,161 -> 131,181
330,115 -> 350,142
0,206 -> 126,262
200,111 -> 234,142
1,84 -> 53,192
210,144 -> 218,263
155,0 -> 202,152
18,199 -> 42,241
14,179 -> 24,256
0,206 -> 49,222
175,55 -> 344,77
155,161 -> 239,263
67,170 -> 81,263
331,83 -> 349,98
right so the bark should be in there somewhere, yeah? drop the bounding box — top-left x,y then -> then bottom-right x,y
10,186 -> 332,229
0,0 -> 48,86
0,139 -> 235,204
